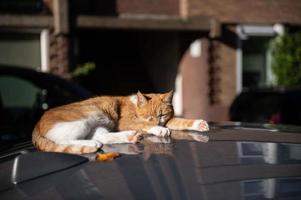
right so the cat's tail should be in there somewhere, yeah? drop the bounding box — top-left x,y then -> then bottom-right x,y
32,125 -> 98,154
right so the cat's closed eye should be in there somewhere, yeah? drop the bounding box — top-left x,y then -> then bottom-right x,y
157,111 -> 172,118
156,111 -> 172,125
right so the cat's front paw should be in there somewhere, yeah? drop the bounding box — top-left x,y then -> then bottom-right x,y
81,140 -> 102,148
191,120 -> 209,132
147,126 -> 171,137
126,131 -> 144,143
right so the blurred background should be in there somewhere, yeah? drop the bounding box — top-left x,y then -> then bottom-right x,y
0,0 -> 301,140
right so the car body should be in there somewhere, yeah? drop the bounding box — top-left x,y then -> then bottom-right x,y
230,88 -> 301,126
0,66 -> 93,152
0,122 -> 301,200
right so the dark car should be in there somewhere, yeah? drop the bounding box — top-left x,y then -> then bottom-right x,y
0,66 -> 93,151
0,122 -> 301,200
230,88 -> 301,126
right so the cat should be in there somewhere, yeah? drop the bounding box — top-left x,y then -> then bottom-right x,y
32,91 -> 209,154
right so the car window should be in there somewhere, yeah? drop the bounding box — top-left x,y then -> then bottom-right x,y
0,75 -> 42,145
0,75 -> 40,108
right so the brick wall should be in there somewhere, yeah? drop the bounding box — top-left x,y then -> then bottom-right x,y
49,29 -> 71,79
117,0 -> 180,16
188,0 -> 301,24
181,38 -> 210,119
211,26 -> 237,107
184,0 -> 301,121
181,26 -> 238,121
205,26 -> 239,121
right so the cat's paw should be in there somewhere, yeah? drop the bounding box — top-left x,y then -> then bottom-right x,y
191,120 -> 209,132
147,126 -> 171,137
188,132 -> 209,142
82,140 -> 102,148
126,131 -> 144,143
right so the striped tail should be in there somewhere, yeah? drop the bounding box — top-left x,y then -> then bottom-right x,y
32,126 -> 98,155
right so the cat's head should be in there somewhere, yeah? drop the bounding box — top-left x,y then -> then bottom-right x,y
133,91 -> 174,126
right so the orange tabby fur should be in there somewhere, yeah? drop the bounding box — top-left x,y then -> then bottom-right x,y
32,91 -> 209,154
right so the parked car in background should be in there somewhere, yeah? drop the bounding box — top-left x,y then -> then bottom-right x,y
0,122 -> 301,200
0,66 -> 93,152
230,88 -> 301,126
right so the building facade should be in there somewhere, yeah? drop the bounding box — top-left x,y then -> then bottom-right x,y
0,0 -> 300,121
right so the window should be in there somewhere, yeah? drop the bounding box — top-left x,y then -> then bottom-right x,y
0,75 -> 41,143
0,32 -> 41,69
241,178 -> 301,199
242,36 -> 273,88
242,180 -> 265,200
237,25 -> 285,91
0,76 -> 40,108
237,142 -> 264,164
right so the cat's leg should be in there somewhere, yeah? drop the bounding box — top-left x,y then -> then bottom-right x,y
55,139 -> 103,148
166,118 -> 209,143
118,119 -> 171,137
166,117 -> 209,132
145,126 -> 171,137
90,127 -> 143,144
46,120 -> 102,149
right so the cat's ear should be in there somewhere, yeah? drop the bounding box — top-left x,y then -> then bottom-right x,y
162,90 -> 174,103
137,91 -> 148,106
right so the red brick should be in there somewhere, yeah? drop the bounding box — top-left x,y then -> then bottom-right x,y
117,0 -> 180,15
188,0 -> 301,24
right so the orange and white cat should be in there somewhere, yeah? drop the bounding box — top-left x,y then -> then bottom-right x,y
32,91 -> 209,154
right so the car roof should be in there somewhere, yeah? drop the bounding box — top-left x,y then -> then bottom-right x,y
1,123 -> 301,200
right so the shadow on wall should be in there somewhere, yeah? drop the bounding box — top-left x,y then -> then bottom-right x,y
74,0 -> 118,16
76,29 -> 182,95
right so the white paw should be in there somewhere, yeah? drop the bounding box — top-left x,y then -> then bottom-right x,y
86,140 -> 103,148
123,131 -> 143,143
191,120 -> 209,132
93,130 -> 143,144
147,126 -> 171,137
